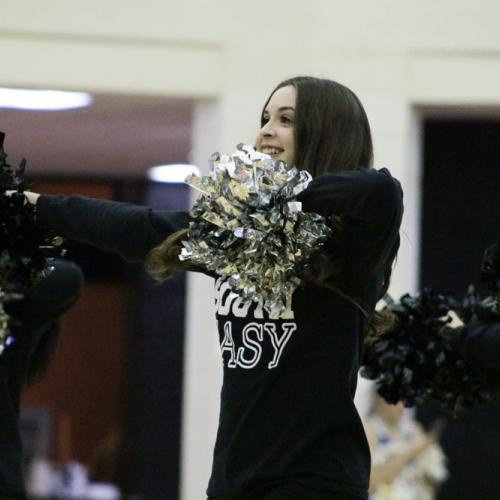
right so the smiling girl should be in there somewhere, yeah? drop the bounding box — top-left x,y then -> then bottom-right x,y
21,76 -> 403,500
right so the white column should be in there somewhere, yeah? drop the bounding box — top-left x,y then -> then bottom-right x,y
180,99 -> 224,500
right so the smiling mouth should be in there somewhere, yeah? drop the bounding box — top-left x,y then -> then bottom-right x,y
261,147 -> 284,155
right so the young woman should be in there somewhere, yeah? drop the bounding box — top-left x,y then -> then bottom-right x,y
23,76 -> 403,500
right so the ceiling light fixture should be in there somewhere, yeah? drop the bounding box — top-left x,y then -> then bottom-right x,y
0,88 -> 93,110
147,164 -> 201,184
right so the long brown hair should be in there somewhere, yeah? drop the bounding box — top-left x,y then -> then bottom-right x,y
269,77 -> 395,332
146,76 -> 397,333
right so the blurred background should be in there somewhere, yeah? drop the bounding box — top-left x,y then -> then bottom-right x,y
1,1 -> 500,498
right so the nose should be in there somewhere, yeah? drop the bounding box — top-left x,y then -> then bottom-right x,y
259,120 -> 276,137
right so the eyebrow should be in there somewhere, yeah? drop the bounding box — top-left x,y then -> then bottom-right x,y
263,106 -> 295,114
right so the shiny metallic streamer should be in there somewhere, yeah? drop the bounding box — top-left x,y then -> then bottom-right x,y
181,144 -> 331,318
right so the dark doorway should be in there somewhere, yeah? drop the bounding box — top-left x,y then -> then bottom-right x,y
418,118 -> 500,500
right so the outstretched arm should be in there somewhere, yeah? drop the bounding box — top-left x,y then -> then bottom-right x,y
32,193 -> 189,262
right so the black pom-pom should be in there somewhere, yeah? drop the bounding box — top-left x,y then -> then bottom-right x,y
362,288 -> 500,415
0,132 -> 66,354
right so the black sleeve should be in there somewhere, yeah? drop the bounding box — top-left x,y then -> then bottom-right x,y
296,168 -> 404,276
296,168 -> 403,222
22,260 -> 84,321
6,260 -> 84,325
36,194 -> 190,262
3,261 -> 85,384
449,322 -> 500,371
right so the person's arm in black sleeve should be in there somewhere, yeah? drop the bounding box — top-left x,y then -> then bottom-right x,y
297,168 -> 403,222
36,194 -> 189,262
3,260 -> 85,384
448,322 -> 500,371
296,168 -> 404,276
21,260 -> 84,322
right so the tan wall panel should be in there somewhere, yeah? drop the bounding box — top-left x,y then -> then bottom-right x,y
1,0 -> 224,43
409,52 -> 500,104
0,37 -> 222,98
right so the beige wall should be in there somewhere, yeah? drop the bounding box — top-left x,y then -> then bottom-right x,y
3,1 -> 500,498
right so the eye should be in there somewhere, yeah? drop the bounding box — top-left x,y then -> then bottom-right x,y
261,114 -> 269,127
280,115 -> 294,125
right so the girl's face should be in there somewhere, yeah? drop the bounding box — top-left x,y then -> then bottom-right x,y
256,85 -> 296,166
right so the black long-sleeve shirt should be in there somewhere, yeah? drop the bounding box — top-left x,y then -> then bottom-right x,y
35,167 -> 403,499
449,321 -> 500,370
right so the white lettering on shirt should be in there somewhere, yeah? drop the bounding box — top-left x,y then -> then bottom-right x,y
220,320 -> 237,368
265,323 -> 297,369
215,278 -> 298,369
237,323 -> 264,369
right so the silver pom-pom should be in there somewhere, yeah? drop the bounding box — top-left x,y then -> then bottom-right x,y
181,144 -> 331,318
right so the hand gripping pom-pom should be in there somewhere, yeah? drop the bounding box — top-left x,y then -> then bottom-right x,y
362,288 -> 500,415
